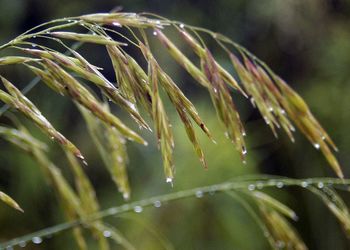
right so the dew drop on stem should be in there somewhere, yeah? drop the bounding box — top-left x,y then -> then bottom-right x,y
276,182 -> 284,188
103,230 -> 112,238
117,156 -> 123,163
248,184 -> 255,191
317,182 -> 324,189
134,205 -> 143,213
123,193 -> 130,200
19,241 -> 27,248
301,181 -> 308,188
32,236 -> 42,244
112,22 -> 122,27
179,23 -> 185,29
276,241 -> 285,249
154,200 -> 162,208
196,190 -> 204,198
166,177 -> 173,187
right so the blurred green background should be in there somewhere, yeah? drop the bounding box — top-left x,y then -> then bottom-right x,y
0,0 -> 350,249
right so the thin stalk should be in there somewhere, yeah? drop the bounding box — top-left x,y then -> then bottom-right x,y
1,177 -> 349,249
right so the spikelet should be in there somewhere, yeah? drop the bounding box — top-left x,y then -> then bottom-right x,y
25,64 -> 67,95
155,29 -> 209,88
0,125 -> 47,152
0,56 -> 38,65
201,49 -> 246,160
23,47 -> 150,130
309,186 -> 350,236
80,104 -> 131,200
0,191 -> 23,212
80,12 -> 167,29
107,45 -> 155,123
41,59 -> 147,145
177,28 -> 246,95
65,150 -> 112,249
51,32 -> 127,46
251,191 -> 298,221
107,45 -> 137,104
125,54 -> 153,114
259,206 -> 307,250
229,51 -> 342,177
275,76 -> 342,178
156,29 -> 246,160
0,76 -> 84,160
65,151 -> 99,214
140,43 -> 175,182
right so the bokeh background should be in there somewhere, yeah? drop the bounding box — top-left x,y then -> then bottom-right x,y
0,0 -> 350,249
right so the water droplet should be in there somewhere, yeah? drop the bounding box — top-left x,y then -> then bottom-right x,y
248,184 -> 255,191
301,181 -> 308,188
153,31 -> 158,36
242,147 -> 247,155
112,22 -> 122,27
268,107 -> 273,112
19,241 -> 27,247
196,190 -> 204,198
33,35 -> 37,38
292,212 -> 299,221
250,97 -> 256,107
179,23 -> 185,29
117,156 -> 123,163
322,135 -> 326,141
242,132 -> 247,137
31,44 -> 36,48
263,231 -> 270,238
242,160 -> 247,165
129,103 -> 137,112
256,182 -> 264,189
134,205 -> 143,213
317,182 -> 324,189
276,240 -> 285,249
32,236 -> 42,244
280,108 -> 286,115
120,137 -> 126,144
155,20 -> 161,25
224,132 -> 229,138
276,182 -> 284,188
103,230 -> 112,238
314,143 -> 320,150
264,116 -> 270,125
166,177 -> 173,187
154,200 -> 162,208
123,193 -> 130,200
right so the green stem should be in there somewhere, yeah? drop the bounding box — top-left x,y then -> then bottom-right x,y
0,17 -> 79,51
0,176 -> 348,249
